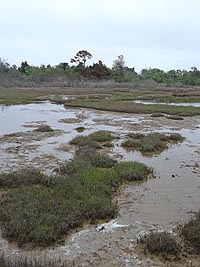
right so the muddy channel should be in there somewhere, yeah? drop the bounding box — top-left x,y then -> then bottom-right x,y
0,102 -> 200,267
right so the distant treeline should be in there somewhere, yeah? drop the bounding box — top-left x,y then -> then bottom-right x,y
1,51 -> 200,88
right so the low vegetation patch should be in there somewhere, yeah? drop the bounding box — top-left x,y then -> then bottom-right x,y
70,130 -> 115,149
141,231 -> 181,256
113,161 -> 151,183
0,145 -> 152,247
58,146 -> 117,175
137,212 -> 200,263
75,146 -> 117,168
89,130 -> 115,142
70,135 -> 100,149
65,98 -> 200,116
181,212 -> 200,252
75,126 -> 85,133
0,168 -> 55,189
122,132 -> 184,154
0,255 -> 51,267
35,125 -> 54,132
0,169 -> 116,246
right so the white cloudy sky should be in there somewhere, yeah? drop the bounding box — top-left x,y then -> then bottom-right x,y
1,0 -> 200,71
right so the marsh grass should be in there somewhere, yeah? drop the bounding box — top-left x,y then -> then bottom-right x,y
0,255 -> 71,267
75,146 -> 117,168
0,170 -> 116,247
35,125 -> 54,132
181,212 -> 200,252
89,131 -> 115,142
0,145 -> 152,247
70,131 -> 115,149
113,161 -> 151,182
141,231 -> 181,256
70,135 -> 100,149
0,168 -> 56,189
58,147 -> 117,175
65,99 -> 200,116
122,132 -> 184,154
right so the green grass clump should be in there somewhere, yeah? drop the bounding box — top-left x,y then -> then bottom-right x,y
58,146 -> 117,174
122,132 -> 184,154
70,131 -> 115,149
58,158 -> 92,175
181,212 -> 200,252
0,147 -> 152,247
142,231 -> 181,256
0,167 -> 117,247
0,168 -> 56,189
89,131 -> 115,142
35,125 -> 54,132
141,135 -> 165,153
113,161 -> 152,182
76,146 -> 117,168
122,134 -> 165,153
127,133 -> 144,139
70,135 -> 100,149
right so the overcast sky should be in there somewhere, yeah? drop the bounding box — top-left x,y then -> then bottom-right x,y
1,0 -> 200,72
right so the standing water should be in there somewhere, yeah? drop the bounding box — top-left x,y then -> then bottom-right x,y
0,102 -> 200,266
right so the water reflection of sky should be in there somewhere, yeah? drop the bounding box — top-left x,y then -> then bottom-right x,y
0,102 -> 200,263
0,102 -> 145,136
133,100 -> 200,107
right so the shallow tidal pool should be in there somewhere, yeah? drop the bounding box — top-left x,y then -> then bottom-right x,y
0,101 -> 200,267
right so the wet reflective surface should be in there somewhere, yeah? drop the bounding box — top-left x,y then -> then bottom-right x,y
0,102 -> 200,266
133,100 -> 200,107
